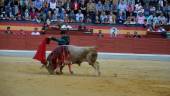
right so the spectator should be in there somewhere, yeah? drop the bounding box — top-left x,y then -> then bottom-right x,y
86,0 -> 96,23
133,31 -> 141,38
19,29 -> 26,35
34,0 -> 43,11
158,13 -> 167,25
108,11 -> 116,24
76,10 -> 84,22
31,28 -> 40,35
61,23 -> 72,30
63,0 -> 71,13
100,11 -> 108,23
125,32 -> 132,38
110,27 -> 118,38
97,30 -> 104,38
136,12 -> 145,24
71,0 -> 80,13
96,1 -> 103,13
4,26 -> 13,34
68,10 -> 75,22
116,12 -> 126,24
134,3 -> 144,16
103,0 -> 111,14
117,0 -> 127,16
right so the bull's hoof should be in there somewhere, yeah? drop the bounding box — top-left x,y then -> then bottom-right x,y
56,71 -> 62,75
70,71 -> 74,75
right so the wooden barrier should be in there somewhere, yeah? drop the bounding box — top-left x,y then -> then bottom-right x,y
0,34 -> 170,54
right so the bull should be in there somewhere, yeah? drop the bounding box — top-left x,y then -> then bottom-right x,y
45,45 -> 101,76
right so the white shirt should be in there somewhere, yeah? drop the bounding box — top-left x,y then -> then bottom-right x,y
61,25 -> 72,29
76,13 -> 84,22
50,2 -> 56,10
31,32 -> 40,35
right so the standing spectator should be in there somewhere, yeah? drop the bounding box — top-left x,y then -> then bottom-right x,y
71,0 -> 80,13
117,0 -> 127,17
63,0 -> 71,13
149,5 -> 156,14
126,1 -> 135,16
34,0 -> 43,11
133,31 -> 141,38
97,30 -> 104,39
31,28 -> 40,35
144,4 -> 150,17
4,26 -> 13,34
49,0 -> 56,13
86,0 -> 96,23
134,3 -> 144,16
19,29 -> 26,35
96,1 -> 103,13
103,0 -> 111,14
110,27 -> 118,38
79,1 -> 86,16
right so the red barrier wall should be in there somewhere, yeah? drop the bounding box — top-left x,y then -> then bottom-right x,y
0,34 -> 170,54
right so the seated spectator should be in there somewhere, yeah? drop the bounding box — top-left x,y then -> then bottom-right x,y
158,13 -> 167,25
116,12 -> 126,24
136,12 -> 145,24
100,11 -> 108,23
124,13 -> 136,24
4,26 -> 13,34
108,12 -> 116,24
97,30 -> 104,38
76,10 -> 84,22
133,31 -> 141,38
19,29 -> 26,35
31,28 -> 40,35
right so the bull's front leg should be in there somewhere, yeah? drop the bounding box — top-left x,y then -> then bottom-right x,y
68,64 -> 74,74
91,61 -> 101,76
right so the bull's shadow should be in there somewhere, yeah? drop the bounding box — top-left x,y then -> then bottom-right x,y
30,71 -> 100,77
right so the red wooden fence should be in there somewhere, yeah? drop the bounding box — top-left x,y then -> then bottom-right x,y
0,34 -> 170,54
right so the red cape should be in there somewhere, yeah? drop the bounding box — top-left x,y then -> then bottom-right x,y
33,38 -> 50,65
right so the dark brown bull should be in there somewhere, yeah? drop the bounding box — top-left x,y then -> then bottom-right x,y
45,45 -> 101,76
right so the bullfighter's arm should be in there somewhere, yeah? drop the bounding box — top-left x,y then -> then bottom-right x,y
49,37 -> 59,42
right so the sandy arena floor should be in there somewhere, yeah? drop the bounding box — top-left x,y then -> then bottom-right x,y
0,56 -> 170,96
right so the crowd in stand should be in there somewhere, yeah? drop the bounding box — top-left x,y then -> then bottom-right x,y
0,0 -> 170,31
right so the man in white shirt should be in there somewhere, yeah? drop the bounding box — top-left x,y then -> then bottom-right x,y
31,28 -> 40,35
61,23 -> 72,30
